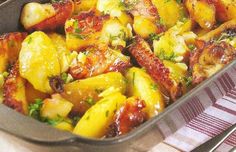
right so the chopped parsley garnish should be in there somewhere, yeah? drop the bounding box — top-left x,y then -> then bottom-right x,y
28,99 -> 43,120
105,110 -> 109,117
119,0 -> 140,10
157,49 -> 177,62
183,76 -> 192,87
27,37 -> 32,44
188,44 -> 196,51
72,116 -> 81,126
86,97 -> 95,106
72,20 -> 85,39
150,83 -> 158,90
132,72 -> 136,86
149,33 -> 162,41
176,0 -> 182,4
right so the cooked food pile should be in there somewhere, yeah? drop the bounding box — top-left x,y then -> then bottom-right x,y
0,0 -> 235,138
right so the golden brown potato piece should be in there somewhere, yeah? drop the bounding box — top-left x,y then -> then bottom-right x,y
185,0 -> 216,29
73,92 -> 126,138
3,63 -> 28,114
0,32 -> 27,73
65,11 -> 109,51
41,94 -> 73,119
125,68 -> 165,117
21,0 -> 74,31
74,0 -> 97,13
61,72 -> 127,115
214,0 -> 236,22
152,0 -> 186,28
25,82 -> 49,104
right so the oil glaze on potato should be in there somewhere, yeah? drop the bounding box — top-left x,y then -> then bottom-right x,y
125,67 -> 164,117
61,72 -> 126,114
73,92 -> 126,138
19,31 -> 61,93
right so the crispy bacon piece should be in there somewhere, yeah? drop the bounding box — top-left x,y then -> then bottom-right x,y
190,40 -> 236,84
69,45 -> 131,79
106,98 -> 147,137
22,0 -> 74,31
0,32 -> 27,72
128,36 -> 183,101
3,62 -> 28,114
124,0 -> 159,20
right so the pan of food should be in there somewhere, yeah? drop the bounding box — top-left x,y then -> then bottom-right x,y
0,0 -> 235,151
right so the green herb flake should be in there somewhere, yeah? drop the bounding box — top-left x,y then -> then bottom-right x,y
86,97 -> 95,106
86,115 -> 90,120
183,76 -> 192,87
105,110 -> 109,117
150,83 -> 158,90
28,98 -> 43,120
188,44 -> 195,51
72,116 -> 81,126
27,37 -> 32,44
176,0 -> 182,4
149,33 -> 162,41
157,49 -> 177,62
61,72 -> 68,83
132,72 -> 136,86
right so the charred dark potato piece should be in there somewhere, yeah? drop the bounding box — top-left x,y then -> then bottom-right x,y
128,36 -> 183,101
3,62 -> 28,114
0,32 -> 27,72
21,0 -> 74,31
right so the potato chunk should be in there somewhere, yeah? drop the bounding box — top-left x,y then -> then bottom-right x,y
74,0 -> 97,12
125,67 -> 164,117
61,72 -> 126,114
185,0 -> 216,29
152,0 -> 185,28
214,0 -> 236,22
19,31 -> 61,93
41,94 -> 73,119
73,92 -> 126,138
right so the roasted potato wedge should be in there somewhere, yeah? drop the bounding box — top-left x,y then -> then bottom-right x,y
3,63 -> 28,114
21,0 -> 74,31
125,67 -> 164,117
152,0 -> 186,28
19,31 -> 61,93
74,0 -> 97,12
48,33 -> 72,72
40,94 -> 73,119
185,0 -> 216,29
214,0 -> 236,22
61,72 -> 127,114
73,92 -> 126,138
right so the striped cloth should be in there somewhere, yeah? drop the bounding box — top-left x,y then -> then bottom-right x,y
151,65 -> 236,152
